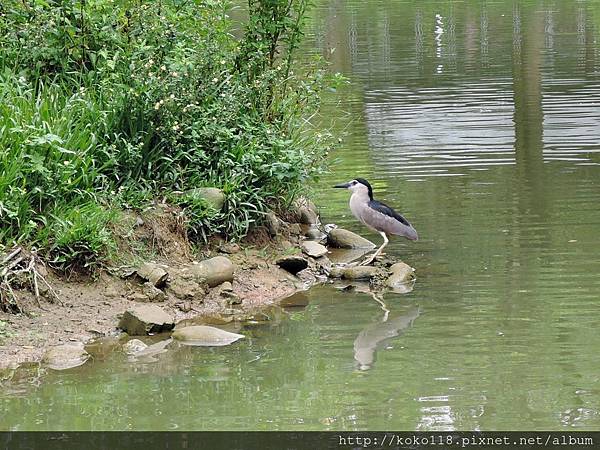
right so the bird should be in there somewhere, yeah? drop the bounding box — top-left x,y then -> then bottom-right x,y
333,178 -> 418,265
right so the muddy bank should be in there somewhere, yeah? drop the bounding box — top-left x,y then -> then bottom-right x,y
0,202 -> 415,369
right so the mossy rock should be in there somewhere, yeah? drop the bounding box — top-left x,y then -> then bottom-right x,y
186,187 -> 226,210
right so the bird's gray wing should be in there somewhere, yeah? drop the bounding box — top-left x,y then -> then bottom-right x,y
365,200 -> 418,240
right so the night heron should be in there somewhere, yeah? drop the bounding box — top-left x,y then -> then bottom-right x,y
333,178 -> 418,265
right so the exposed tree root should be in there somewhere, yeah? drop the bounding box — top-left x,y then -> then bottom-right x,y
0,247 -> 62,313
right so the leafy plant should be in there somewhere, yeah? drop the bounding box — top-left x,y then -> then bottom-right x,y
0,0 -> 339,270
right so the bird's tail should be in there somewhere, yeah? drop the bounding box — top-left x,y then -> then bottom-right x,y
406,226 -> 418,241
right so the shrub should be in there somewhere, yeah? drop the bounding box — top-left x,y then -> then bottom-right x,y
0,0 -> 340,268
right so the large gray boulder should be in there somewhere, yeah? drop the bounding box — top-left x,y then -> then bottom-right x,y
172,326 -> 245,346
186,187 -> 226,210
189,256 -> 234,287
42,342 -> 90,370
118,305 -> 175,335
328,228 -> 375,249
386,262 -> 415,287
301,241 -> 328,258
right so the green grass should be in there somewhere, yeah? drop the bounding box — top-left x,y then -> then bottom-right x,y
0,319 -> 13,343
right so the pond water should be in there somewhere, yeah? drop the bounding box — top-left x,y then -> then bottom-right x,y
2,0 -> 600,431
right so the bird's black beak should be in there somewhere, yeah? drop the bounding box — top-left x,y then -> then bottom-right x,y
333,182 -> 351,189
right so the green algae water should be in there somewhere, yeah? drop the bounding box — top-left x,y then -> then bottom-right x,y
2,0 -> 600,431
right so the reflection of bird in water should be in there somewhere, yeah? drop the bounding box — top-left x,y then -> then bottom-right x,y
335,277 -> 415,321
334,178 -> 418,266
353,307 -> 420,371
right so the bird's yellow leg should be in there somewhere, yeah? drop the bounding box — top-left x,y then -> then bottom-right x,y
360,232 -> 389,266
371,292 -> 390,322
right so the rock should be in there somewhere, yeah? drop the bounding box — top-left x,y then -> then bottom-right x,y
342,266 -> 379,280
176,301 -> 192,312
329,266 -> 344,278
123,339 -> 148,355
186,187 -> 225,210
220,281 -> 233,292
386,262 -> 416,287
142,282 -> 166,302
301,241 -> 328,258
296,268 -> 317,285
294,197 -> 319,224
298,206 -> 318,225
327,247 -> 372,265
118,305 -> 175,335
315,255 -> 332,274
199,314 -> 234,325
219,282 -> 241,304
42,342 -> 90,370
306,199 -> 318,215
189,256 -> 234,287
128,292 -> 150,302
233,312 -> 271,324
305,227 -> 326,242
275,255 -> 309,275
119,267 -> 137,278
137,263 -> 169,288
104,285 -> 120,298
279,239 -> 294,250
265,212 -> 280,236
219,243 -> 240,254
223,293 -> 242,305
280,291 -> 309,308
288,223 -> 302,236
134,338 -> 172,359
327,228 -> 375,249
167,276 -> 206,302
172,325 -> 245,346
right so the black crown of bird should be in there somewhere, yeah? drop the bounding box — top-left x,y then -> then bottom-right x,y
354,178 -> 373,198
333,177 -> 417,266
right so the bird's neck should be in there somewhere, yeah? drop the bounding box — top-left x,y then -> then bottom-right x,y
350,190 -> 371,204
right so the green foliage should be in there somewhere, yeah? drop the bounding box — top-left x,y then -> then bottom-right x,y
0,319 -> 13,343
36,203 -> 116,272
0,0 -> 338,269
